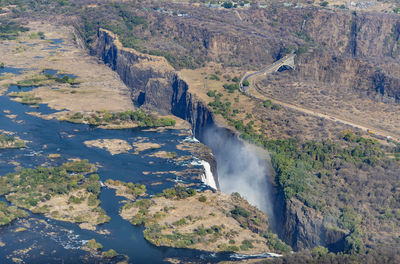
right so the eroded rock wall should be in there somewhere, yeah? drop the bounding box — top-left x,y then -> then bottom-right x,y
90,28 -> 219,187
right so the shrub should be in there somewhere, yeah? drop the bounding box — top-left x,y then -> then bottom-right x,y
223,83 -> 239,93
87,238 -> 103,250
232,76 -> 240,83
271,104 -> 281,110
102,249 -> 118,258
87,182 -> 101,195
320,1 -> 328,7
209,74 -> 220,81
38,32 -> 45,39
222,2 -> 233,8
198,195 -> 207,202
173,218 -> 187,226
264,100 -> 271,108
88,194 -> 99,207
70,112 -> 83,120
240,240 -> 254,251
312,246 -> 329,257
231,206 -> 250,218
207,90 -> 216,97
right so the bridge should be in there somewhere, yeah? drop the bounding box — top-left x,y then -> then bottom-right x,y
240,52 -> 296,92
237,52 -> 399,143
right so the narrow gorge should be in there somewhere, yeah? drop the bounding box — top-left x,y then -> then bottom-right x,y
90,28 -> 278,227
78,2 -> 400,256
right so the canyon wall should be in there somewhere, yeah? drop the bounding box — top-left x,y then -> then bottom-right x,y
151,6 -> 400,102
90,28 -> 219,187
89,28 -> 343,251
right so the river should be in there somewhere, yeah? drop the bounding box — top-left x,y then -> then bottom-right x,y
0,67 -> 276,263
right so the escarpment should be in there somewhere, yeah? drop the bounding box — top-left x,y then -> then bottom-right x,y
279,197 -> 346,251
292,50 -> 400,103
88,27 -> 349,253
90,28 -> 220,188
87,6 -> 400,252
239,7 -> 400,102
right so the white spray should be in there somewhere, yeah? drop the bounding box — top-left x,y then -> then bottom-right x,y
203,127 -> 275,222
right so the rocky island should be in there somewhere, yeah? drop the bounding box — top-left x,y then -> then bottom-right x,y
0,160 -> 110,231
120,187 -> 289,254
0,132 -> 26,149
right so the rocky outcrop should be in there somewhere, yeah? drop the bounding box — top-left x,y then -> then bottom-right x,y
90,28 -> 219,187
90,27 -> 351,252
294,50 -> 400,103
153,6 -> 400,102
281,197 -> 346,252
89,28 -> 334,251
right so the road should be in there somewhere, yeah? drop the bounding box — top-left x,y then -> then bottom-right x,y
250,83 -> 399,143
240,53 -> 296,92
238,55 -> 399,143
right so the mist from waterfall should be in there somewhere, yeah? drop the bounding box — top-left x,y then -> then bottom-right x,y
203,127 -> 275,225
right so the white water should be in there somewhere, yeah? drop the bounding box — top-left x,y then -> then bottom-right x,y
199,160 -> 217,189
230,252 -> 283,259
183,135 -> 218,190
183,135 -> 200,143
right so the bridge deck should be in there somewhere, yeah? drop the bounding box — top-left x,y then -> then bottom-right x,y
240,53 -> 296,92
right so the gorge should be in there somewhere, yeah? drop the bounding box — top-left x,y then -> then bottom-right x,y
1,0 -> 400,263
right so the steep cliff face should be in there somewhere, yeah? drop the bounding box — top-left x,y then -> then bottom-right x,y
240,8 -> 400,102
293,50 -> 400,102
280,197 -> 346,252
149,7 -> 400,102
90,28 -> 219,187
89,28 -> 343,252
241,7 -> 400,61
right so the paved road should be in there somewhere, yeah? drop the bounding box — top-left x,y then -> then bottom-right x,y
240,53 -> 295,92
251,84 -> 399,143
238,54 -> 398,143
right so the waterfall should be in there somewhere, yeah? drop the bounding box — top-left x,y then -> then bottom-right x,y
203,126 -> 275,222
200,160 -> 217,190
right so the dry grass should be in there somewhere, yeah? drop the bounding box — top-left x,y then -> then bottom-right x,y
84,139 -> 132,155
122,190 -> 271,254
0,22 -> 134,113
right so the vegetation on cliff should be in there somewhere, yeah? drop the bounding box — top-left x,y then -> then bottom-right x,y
234,118 -> 399,254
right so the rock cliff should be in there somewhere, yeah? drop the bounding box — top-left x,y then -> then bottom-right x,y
90,28 -> 219,188
279,197 -> 346,252
146,6 -> 400,102
89,27 -> 341,252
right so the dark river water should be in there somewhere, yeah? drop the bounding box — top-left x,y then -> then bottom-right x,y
0,67 -> 248,263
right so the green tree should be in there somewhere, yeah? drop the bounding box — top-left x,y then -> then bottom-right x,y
222,2 -> 233,8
